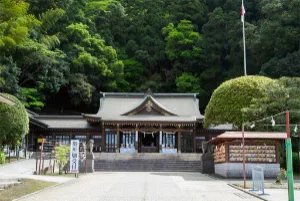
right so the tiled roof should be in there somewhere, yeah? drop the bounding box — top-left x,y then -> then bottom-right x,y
84,92 -> 203,122
208,131 -> 287,144
33,115 -> 94,129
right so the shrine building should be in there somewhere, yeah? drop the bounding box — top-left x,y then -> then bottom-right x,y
27,91 -> 230,153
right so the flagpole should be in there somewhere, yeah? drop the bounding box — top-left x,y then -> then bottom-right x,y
242,0 -> 247,76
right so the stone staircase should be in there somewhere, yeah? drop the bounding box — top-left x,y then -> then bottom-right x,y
94,153 -> 202,172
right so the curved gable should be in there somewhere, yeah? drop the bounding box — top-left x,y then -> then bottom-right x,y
121,95 -> 177,116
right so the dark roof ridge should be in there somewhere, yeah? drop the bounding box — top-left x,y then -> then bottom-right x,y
35,115 -> 84,119
100,92 -> 199,97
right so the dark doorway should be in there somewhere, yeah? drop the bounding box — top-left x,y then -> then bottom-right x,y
139,133 -> 159,153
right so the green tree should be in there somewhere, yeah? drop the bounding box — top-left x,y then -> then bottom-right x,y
54,145 -> 70,174
204,76 -> 276,129
260,50 -> 300,78
67,73 -> 95,106
242,77 -> 300,129
22,88 -> 45,110
123,59 -> 145,91
0,56 -> 21,95
176,72 -> 203,93
0,93 -> 29,147
0,0 -> 40,55
64,23 -> 124,106
163,20 -> 202,68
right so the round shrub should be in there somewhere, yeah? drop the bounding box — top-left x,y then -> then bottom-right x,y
0,93 -> 29,147
204,76 -> 276,129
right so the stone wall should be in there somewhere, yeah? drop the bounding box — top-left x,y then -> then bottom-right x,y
215,163 -> 280,178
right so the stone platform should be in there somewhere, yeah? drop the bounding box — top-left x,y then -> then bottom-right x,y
94,153 -> 202,172
215,162 -> 280,178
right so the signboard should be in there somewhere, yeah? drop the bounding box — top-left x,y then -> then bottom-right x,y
251,166 -> 268,195
79,142 -> 86,162
70,140 -> 79,173
38,138 -> 44,143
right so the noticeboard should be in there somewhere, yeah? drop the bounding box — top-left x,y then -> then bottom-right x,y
70,140 -> 79,173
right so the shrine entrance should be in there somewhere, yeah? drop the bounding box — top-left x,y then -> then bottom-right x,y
138,132 -> 159,153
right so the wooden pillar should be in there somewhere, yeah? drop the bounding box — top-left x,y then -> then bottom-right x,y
159,124 -> 162,153
116,124 -> 120,153
193,124 -> 196,153
101,122 -> 105,153
178,125 -> 181,153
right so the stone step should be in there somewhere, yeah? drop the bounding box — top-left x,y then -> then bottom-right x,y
94,153 -> 202,161
94,158 -> 202,172
93,153 -> 202,172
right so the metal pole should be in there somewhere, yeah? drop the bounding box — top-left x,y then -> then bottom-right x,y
242,124 -> 246,189
42,154 -> 45,175
26,134 -> 28,159
38,139 -> 45,175
36,153 -> 38,173
242,0 -> 247,76
286,111 -> 294,201
49,153 -> 52,173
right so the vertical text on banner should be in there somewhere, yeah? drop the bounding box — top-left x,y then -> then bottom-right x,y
70,140 -> 79,173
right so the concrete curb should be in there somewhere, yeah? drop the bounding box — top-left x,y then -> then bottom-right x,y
12,177 -> 79,201
228,184 -> 268,201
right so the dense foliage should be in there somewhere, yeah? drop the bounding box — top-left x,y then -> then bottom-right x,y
1,0 -> 300,113
0,93 -> 29,147
204,76 -> 276,129
54,145 -> 70,174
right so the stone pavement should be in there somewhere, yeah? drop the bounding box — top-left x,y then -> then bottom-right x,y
18,172 -> 260,201
0,159 -> 36,175
209,175 -> 300,201
259,189 -> 300,201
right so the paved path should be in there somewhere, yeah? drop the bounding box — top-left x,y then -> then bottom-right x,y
0,159 -> 73,183
259,189 -> 300,201
18,172 -> 260,201
210,175 -> 300,201
0,159 -> 36,175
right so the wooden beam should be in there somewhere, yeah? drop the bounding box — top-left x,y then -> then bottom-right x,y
178,125 -> 182,153
101,123 -> 105,153
193,123 -> 196,153
116,124 -> 120,153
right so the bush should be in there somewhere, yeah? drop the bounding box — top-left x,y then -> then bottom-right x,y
0,151 -> 5,164
55,145 -> 70,174
275,168 -> 286,184
0,93 -> 29,147
292,152 -> 300,173
204,76 -> 276,129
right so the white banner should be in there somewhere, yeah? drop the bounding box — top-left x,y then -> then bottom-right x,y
135,130 -> 138,142
159,131 -> 162,145
70,140 -> 79,173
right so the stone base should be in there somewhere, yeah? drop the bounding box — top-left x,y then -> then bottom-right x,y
215,163 -> 280,178
201,153 -> 214,174
79,153 -> 94,173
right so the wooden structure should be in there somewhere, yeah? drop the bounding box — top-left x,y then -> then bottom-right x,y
28,91 -> 230,153
208,131 -> 287,178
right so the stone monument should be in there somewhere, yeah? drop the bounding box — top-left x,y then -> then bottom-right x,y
88,138 -> 94,153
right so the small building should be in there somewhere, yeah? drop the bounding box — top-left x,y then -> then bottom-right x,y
208,131 -> 287,178
27,91 -> 229,153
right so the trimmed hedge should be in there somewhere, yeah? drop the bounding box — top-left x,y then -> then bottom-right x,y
204,76 -> 276,129
0,93 -> 29,146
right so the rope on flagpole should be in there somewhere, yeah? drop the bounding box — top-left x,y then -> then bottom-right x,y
241,0 -> 247,76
